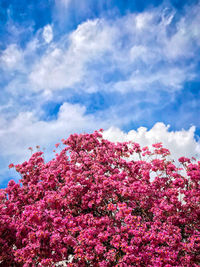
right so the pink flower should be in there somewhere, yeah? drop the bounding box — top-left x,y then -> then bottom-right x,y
8,163 -> 14,169
95,245 -> 105,254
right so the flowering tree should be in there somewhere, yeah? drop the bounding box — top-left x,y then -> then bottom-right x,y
0,130 -> 200,266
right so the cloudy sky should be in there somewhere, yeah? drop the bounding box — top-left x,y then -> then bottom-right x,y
0,0 -> 200,188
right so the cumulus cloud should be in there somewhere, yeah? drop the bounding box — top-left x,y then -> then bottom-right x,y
103,122 -> 200,161
0,102 -> 102,162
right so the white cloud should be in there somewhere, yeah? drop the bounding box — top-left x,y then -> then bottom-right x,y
0,102 -> 103,162
103,122 -> 200,161
29,47 -> 81,91
135,12 -> 154,30
69,19 -> 115,55
113,67 -> 194,92
163,4 -> 200,59
29,19 -> 116,92
0,2 -> 198,101
1,2 -> 200,98
42,25 -> 53,43
26,3 -> 200,95
29,46 -> 84,91
0,44 -> 23,70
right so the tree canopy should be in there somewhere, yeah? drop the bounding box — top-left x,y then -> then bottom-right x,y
0,130 -> 200,266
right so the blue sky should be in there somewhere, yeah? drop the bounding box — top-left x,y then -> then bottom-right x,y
0,0 -> 200,188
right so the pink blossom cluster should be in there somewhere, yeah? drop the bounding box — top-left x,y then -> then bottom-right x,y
0,130 -> 200,266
